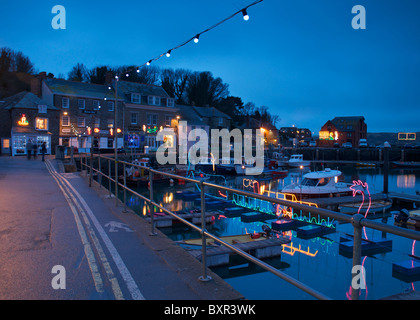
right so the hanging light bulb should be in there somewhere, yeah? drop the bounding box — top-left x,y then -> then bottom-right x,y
242,9 -> 249,21
115,75 -> 119,80
194,34 -> 200,43
108,86 -> 112,90
136,67 -> 140,73
166,50 -> 171,58
146,60 -> 152,66
126,73 -> 129,77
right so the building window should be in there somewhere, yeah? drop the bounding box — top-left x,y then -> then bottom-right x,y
35,118 -> 48,130
77,117 -> 86,127
38,105 -> 47,113
167,99 -> 174,107
94,118 -> 100,128
131,93 -> 141,104
62,116 -> 70,126
108,102 -> 114,111
148,96 -> 160,106
108,119 -> 114,128
78,99 -> 85,109
165,115 -> 172,126
62,98 -> 69,108
130,112 -> 138,125
93,100 -> 100,111
147,114 -> 158,126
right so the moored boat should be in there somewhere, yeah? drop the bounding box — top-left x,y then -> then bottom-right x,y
281,168 -> 352,199
288,154 -> 310,168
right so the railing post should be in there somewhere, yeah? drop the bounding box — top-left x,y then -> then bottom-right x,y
115,159 -> 118,207
89,150 -> 93,187
199,181 -> 212,282
149,171 -> 157,236
351,213 -> 363,300
108,158 -> 112,198
123,162 -> 127,213
98,155 -> 102,189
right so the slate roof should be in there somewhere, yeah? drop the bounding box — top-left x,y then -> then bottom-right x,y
117,81 -> 170,102
0,91 -> 59,111
176,104 -> 208,126
191,106 -> 231,120
44,78 -> 124,100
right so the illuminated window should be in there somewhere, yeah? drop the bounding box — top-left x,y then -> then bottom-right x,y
36,118 -> 48,130
108,119 -> 114,128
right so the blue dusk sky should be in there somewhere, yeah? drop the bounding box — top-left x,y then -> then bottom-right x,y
1,0 -> 419,133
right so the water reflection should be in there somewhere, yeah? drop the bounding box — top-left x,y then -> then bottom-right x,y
118,164 -> 420,300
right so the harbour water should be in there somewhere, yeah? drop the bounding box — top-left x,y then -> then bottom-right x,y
116,163 -> 420,300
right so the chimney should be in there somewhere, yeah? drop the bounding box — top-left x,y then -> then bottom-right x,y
31,72 -> 47,97
105,71 -> 113,85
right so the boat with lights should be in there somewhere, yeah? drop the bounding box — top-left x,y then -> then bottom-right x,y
288,154 -> 310,168
281,168 -> 352,199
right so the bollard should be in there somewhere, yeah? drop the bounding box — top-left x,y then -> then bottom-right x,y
199,181 -> 212,282
351,214 -> 363,300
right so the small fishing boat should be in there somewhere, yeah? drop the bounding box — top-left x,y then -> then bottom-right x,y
288,154 -> 310,168
339,200 -> 393,214
269,152 -> 289,168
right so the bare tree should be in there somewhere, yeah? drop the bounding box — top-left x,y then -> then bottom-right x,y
186,71 -> 229,107
160,68 -> 191,104
67,63 -> 88,82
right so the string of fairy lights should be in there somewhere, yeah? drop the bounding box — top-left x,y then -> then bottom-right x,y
113,0 -> 264,80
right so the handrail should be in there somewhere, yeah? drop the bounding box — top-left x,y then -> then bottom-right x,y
80,153 -> 420,300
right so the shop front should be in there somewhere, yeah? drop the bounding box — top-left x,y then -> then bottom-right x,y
11,127 -> 52,156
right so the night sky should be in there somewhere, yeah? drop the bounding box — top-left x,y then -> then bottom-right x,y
1,0 -> 419,133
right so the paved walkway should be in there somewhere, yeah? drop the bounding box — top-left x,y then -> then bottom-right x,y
0,155 -> 243,300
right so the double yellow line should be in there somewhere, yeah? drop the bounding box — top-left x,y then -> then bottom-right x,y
45,160 -> 125,300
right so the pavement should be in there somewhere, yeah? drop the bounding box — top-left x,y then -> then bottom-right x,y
0,155 -> 244,300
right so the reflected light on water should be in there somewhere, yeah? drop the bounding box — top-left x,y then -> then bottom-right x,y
397,174 -> 416,189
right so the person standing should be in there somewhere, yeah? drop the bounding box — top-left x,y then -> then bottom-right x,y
26,140 -> 33,160
32,142 -> 38,159
41,142 -> 47,162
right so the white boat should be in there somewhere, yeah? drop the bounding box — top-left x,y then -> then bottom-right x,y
281,168 -> 352,199
288,154 -> 310,168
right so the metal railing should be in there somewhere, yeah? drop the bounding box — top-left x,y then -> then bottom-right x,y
79,153 -> 420,300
